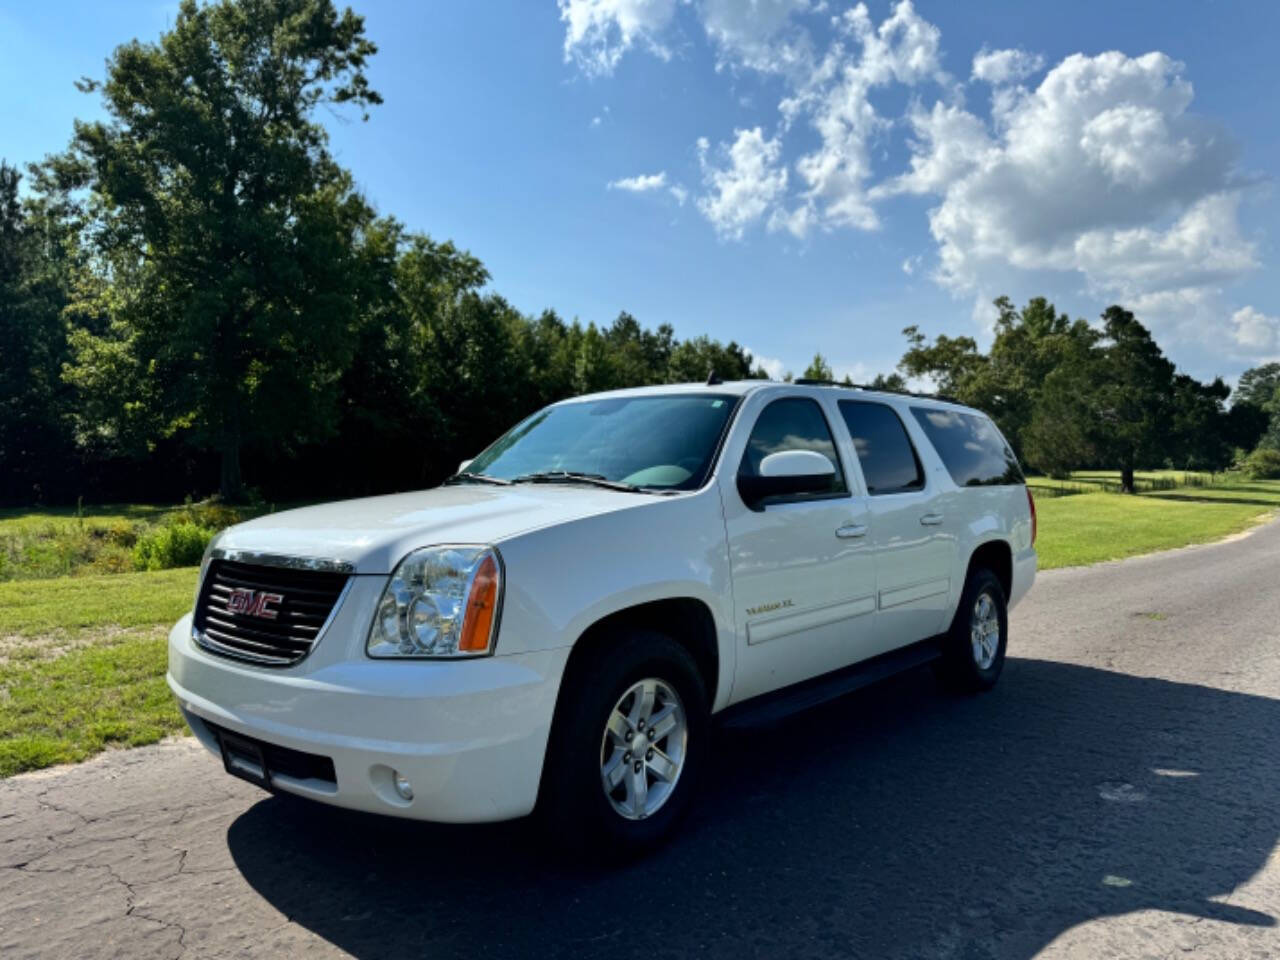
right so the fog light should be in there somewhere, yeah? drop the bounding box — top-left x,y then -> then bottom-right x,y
393,771 -> 413,801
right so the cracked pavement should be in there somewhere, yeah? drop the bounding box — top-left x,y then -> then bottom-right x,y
4,521 -> 1280,959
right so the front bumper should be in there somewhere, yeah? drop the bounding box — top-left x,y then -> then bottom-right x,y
167,608 -> 570,823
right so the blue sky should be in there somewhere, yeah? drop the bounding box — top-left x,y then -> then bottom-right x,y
3,0 -> 1278,383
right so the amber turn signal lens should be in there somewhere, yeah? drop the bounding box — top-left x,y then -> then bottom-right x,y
458,553 -> 499,653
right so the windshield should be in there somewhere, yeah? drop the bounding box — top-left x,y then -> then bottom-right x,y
465,394 -> 740,491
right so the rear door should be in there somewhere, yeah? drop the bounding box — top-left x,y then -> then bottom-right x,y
836,399 -> 957,655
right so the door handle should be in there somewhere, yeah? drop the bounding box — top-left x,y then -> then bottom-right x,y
836,523 -> 868,539
919,513 -> 944,526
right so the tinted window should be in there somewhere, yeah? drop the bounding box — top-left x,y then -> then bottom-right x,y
838,401 -> 925,495
466,394 -> 738,491
910,407 -> 1024,487
738,397 -> 846,501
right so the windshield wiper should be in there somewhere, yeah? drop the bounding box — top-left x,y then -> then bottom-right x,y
443,471 -> 511,486
511,470 -> 644,493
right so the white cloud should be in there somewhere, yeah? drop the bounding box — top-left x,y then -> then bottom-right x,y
744,347 -> 786,379
696,128 -> 788,240
561,2 -> 1264,363
558,0 -> 678,76
669,184 -> 689,206
608,171 -> 668,192
971,47 -> 1044,85
701,0 -> 816,75
901,254 -> 921,275
1231,306 -> 1280,355
911,51 -> 1250,308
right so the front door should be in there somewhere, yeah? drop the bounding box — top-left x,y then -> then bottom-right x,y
723,395 -> 877,704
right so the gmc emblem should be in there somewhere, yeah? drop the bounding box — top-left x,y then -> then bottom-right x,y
227,588 -> 284,620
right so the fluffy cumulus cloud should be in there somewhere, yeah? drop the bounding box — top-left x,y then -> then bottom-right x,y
696,128 -> 788,240
562,1 -> 1272,361
607,171 -> 669,192
971,47 -> 1044,85
913,51 -> 1252,310
1231,306 -> 1280,355
558,0 -> 678,76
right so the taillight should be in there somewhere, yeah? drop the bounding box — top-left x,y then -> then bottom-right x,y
1026,486 -> 1037,545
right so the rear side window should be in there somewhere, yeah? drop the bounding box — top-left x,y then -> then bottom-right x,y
910,407 -> 1024,487
739,397 -> 847,500
838,401 -> 924,495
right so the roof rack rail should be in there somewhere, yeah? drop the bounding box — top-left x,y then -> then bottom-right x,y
792,378 -> 962,405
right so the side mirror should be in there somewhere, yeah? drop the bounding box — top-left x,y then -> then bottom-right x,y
457,458 -> 474,473
738,449 -> 836,509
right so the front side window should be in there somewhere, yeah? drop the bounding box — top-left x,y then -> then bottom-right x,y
737,397 -> 847,503
838,400 -> 925,495
910,407 -> 1024,487
465,394 -> 738,491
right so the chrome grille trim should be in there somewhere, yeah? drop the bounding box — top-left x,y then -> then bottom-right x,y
192,560 -> 354,668
207,547 -> 356,575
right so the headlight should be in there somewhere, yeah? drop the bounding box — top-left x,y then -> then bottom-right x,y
367,545 -> 503,658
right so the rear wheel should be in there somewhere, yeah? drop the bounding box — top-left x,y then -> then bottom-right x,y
936,567 -> 1008,692
539,629 -> 708,858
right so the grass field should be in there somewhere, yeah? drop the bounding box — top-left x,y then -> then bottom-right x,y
1,473 -> 1278,777
0,566 -> 199,776
1030,473 -> 1280,569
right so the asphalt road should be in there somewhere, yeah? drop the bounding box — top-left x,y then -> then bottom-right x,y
5,521 -> 1280,959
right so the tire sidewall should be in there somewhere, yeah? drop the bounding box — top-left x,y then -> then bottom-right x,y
541,630 -> 708,856
945,568 -> 1008,691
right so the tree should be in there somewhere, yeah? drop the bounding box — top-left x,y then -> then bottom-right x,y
0,161 -> 75,503
1233,363 -> 1280,452
802,352 -> 833,381
1088,307 -> 1178,492
47,0 -> 382,499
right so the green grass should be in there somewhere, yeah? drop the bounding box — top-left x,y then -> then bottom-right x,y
1034,474 -> 1280,569
0,566 -> 199,637
0,629 -> 184,777
0,500 -> 256,581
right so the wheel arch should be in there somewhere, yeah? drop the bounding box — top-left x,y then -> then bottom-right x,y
559,597 -> 720,704
966,538 -> 1013,600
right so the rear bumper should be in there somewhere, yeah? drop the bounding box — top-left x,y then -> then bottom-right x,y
1009,545 -> 1037,610
167,614 -> 570,822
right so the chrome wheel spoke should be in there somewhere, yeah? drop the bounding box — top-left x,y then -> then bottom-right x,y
626,762 -> 648,814
606,709 -> 631,745
648,703 -> 679,741
646,745 -> 678,783
629,679 -> 657,725
602,751 -> 627,790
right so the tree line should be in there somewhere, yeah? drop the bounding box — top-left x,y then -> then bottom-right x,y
2,0 -> 1279,506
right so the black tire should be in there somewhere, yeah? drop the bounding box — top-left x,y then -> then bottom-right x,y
538,628 -> 708,859
935,567 -> 1008,692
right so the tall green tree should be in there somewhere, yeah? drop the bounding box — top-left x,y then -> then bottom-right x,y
0,161 -> 75,503
1086,306 -> 1179,492
47,0 -> 382,498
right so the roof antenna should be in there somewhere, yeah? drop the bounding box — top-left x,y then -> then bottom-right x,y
706,367 -> 723,386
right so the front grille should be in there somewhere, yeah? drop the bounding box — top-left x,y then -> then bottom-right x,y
193,559 -> 350,666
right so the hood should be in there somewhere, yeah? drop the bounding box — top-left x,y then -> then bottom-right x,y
214,484 -> 649,574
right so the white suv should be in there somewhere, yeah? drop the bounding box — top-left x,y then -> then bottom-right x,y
168,380 -> 1036,851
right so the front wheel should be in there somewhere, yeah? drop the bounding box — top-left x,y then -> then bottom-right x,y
936,568 -> 1008,692
538,629 -> 708,858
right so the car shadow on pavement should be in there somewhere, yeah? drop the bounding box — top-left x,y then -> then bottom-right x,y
227,658 -> 1280,959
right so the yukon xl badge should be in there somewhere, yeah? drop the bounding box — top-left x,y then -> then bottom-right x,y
227,588 -> 284,620
746,599 -> 795,617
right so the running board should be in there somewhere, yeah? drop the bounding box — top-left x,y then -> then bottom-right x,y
716,639 -> 942,729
